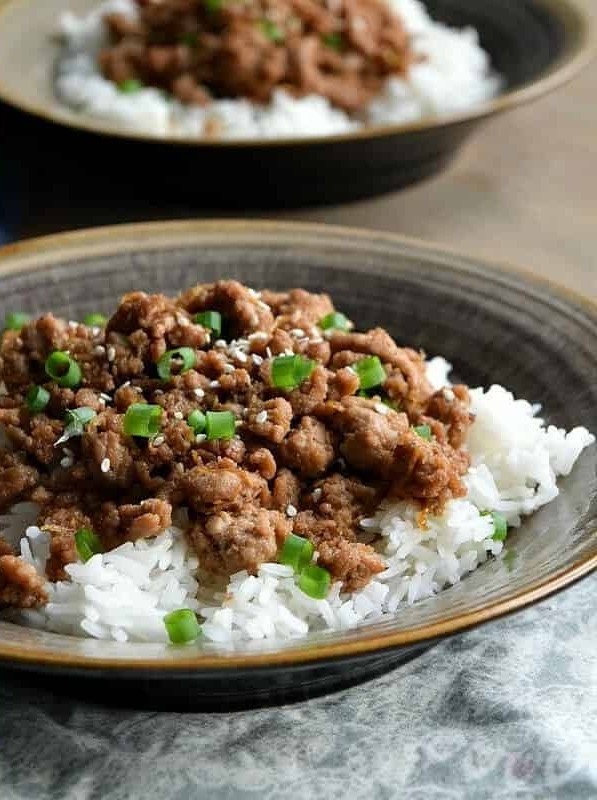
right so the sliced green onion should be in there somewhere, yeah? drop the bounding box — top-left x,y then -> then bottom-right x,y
194,310 -> 222,337
205,410 -> 235,441
280,534 -> 314,573
25,385 -> 50,414
3,312 -> 30,332
482,510 -> 509,541
322,32 -> 343,51
118,78 -> 143,94
83,313 -> 107,327
164,608 -> 202,644
74,528 -> 103,563
319,311 -> 351,332
412,424 -> 432,441
271,354 -> 316,390
260,19 -> 284,42
188,409 -> 206,434
63,406 -> 96,438
180,32 -> 199,46
45,351 -> 82,388
204,0 -> 222,13
123,403 -> 162,438
298,564 -> 331,599
354,355 -> 386,391
156,347 -> 196,381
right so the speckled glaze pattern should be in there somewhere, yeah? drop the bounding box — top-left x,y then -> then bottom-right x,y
0,222 -> 594,708
0,0 -> 593,205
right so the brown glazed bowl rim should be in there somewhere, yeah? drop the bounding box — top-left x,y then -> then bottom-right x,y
0,0 -> 594,149
0,219 -> 595,672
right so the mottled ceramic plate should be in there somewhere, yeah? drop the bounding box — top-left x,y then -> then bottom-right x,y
0,0 -> 594,206
0,221 -> 595,709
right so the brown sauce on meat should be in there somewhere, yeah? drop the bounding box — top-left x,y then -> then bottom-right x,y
98,0 -> 414,113
0,281 -> 473,608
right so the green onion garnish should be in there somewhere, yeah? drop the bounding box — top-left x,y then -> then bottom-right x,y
298,564 -> 331,599
25,385 -> 50,414
271,354 -> 316,390
194,310 -> 222,337
354,355 -> 386,391
260,19 -> 284,42
123,403 -> 163,438
188,409 -> 206,434
203,0 -> 222,13
3,312 -> 30,332
156,347 -> 196,381
45,351 -> 82,388
164,608 -> 202,644
205,410 -> 235,441
482,510 -> 509,541
322,32 -> 343,51
83,313 -> 107,327
74,528 -> 103,563
118,78 -> 143,94
319,311 -> 351,332
180,32 -> 199,47
412,424 -> 432,441
279,534 -> 314,573
63,406 -> 96,438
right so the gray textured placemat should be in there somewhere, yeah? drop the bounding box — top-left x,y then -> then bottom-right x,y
1,573 -> 596,800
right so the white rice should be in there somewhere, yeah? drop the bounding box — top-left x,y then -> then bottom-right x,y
2,358 -> 593,645
54,0 -> 501,139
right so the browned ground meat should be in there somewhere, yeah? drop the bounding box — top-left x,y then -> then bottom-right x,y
0,280 -> 472,605
0,536 -> 13,557
0,555 -> 48,608
97,0 -> 413,114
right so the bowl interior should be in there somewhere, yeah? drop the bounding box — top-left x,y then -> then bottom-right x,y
0,0 -> 591,144
0,221 -> 595,667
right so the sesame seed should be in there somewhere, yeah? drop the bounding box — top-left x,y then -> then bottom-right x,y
60,454 -> 74,469
249,332 -> 268,342
265,347 -> 272,359
68,321 -> 78,329
359,518 -> 378,530
173,411 -> 183,420
214,339 -> 227,349
100,458 -> 111,473
100,392 -> 112,403
252,354 -> 263,366
91,326 -> 101,337
310,336 -> 324,345
257,301 -> 269,311
286,504 -> 298,518
107,346 -> 116,362
255,410 -> 268,424
235,420 -> 243,428
235,351 -> 248,363
223,364 -> 235,374
152,435 -> 165,447
312,488 -> 322,502
194,388 -> 205,399
177,315 -> 189,327
94,345 -> 106,356
154,389 -> 164,396
195,433 -> 207,443
121,381 -> 131,388
248,288 -> 261,299
284,348 -> 294,357
209,380 -> 220,388
444,388 -> 455,402
374,402 -> 389,415
290,328 -> 305,338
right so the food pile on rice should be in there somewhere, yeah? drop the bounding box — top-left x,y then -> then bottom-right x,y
55,0 -> 501,138
0,283 -> 592,645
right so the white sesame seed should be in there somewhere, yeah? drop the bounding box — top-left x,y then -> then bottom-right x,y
121,381 -> 131,388
310,336 -> 324,345
286,504 -> 298,518
359,518 -> 378,530
223,364 -> 235,374
374,402 -> 389,415
257,301 -> 269,311
107,346 -> 116,362
214,339 -> 227,349
346,366 -> 356,375
94,345 -> 106,356
444,388 -> 455,402
193,388 -> 205,399
91,326 -> 101,337
152,436 -> 165,447
252,354 -> 263,366
284,348 -> 294,357
60,455 -> 74,469
195,433 -> 207,443
235,420 -> 243,428
290,328 -> 305,338
154,389 -> 164,396
209,380 -> 220,388
312,488 -> 322,502
248,288 -> 261,299
235,351 -> 248,363
249,331 -> 268,342
177,315 -> 189,327
99,392 -> 112,403
100,458 -> 111,473
68,320 -> 78,329
173,411 -> 183,420
255,410 -> 268,424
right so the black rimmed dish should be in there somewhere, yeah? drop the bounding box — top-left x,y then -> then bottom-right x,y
0,0 -> 593,208
0,220 -> 595,710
